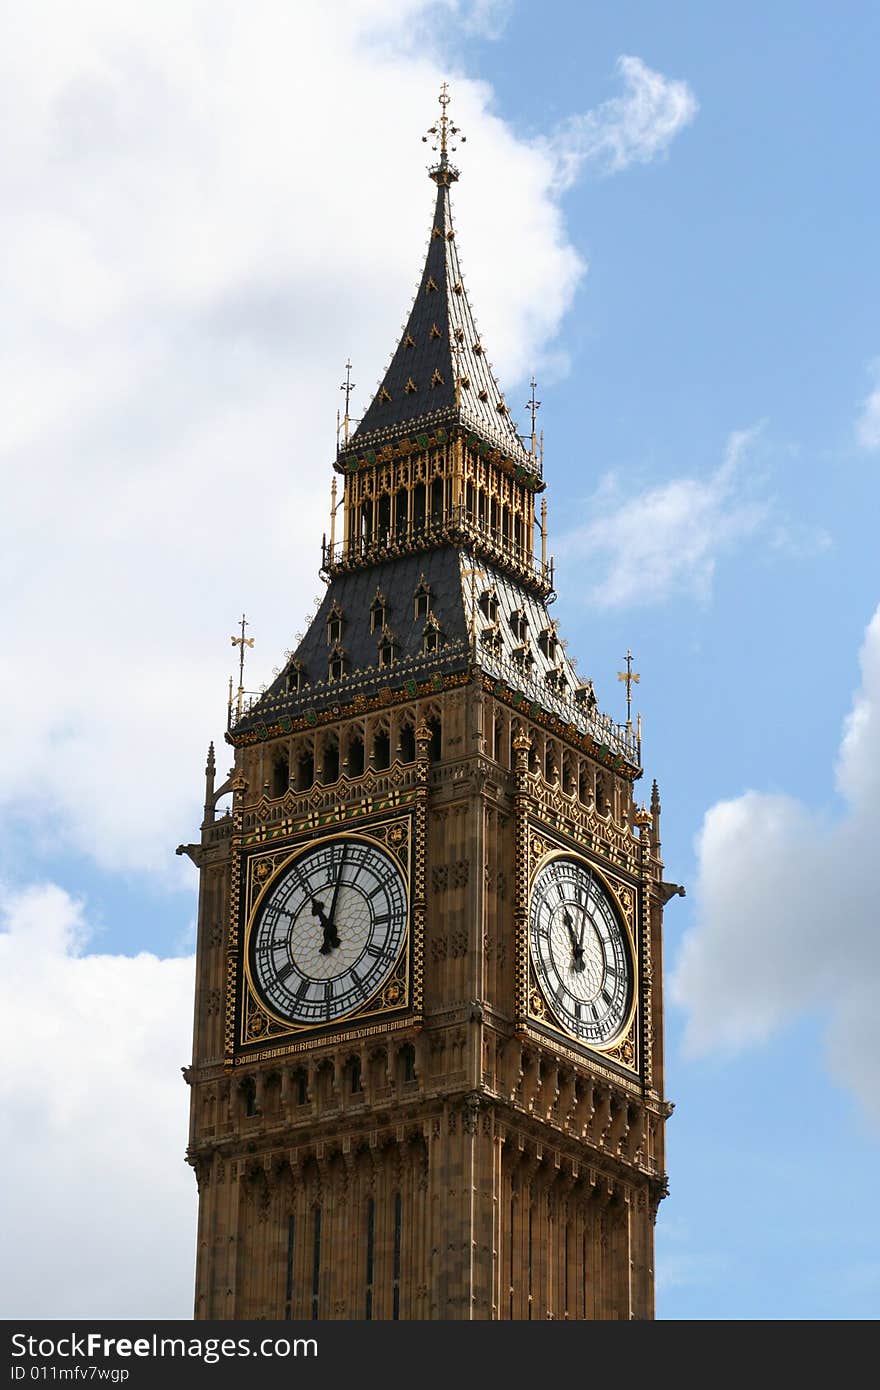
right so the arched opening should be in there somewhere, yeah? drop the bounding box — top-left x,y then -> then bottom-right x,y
399,723 -> 416,763
241,1077 -> 257,1118
296,750 -> 314,791
360,498 -> 373,547
322,739 -> 339,784
348,735 -> 365,777
412,482 -> 426,532
370,594 -> 386,634
373,730 -> 391,770
578,764 -> 591,805
562,753 -> 576,797
399,1044 -> 416,1085
395,487 -> 408,539
377,492 -> 391,544
263,1073 -> 281,1117
430,476 -> 444,525
272,753 -> 289,798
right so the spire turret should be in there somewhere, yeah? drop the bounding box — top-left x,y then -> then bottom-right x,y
345,87 -> 531,467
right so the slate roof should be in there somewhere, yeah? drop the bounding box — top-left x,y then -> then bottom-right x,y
233,549 -> 637,765
346,171 -> 533,466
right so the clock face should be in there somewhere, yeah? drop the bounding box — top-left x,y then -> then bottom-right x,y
529,856 -> 632,1046
248,836 -> 408,1027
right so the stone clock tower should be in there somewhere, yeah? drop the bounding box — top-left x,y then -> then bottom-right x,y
181,91 -> 678,1321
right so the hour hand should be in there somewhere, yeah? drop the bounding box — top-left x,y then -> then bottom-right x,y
312,897 -> 341,954
563,909 -> 585,971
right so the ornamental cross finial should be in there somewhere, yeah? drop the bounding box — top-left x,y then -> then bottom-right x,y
339,359 -> 355,446
230,613 -> 255,722
423,82 -> 465,184
617,648 -> 640,728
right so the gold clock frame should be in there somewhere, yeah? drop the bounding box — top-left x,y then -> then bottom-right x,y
521,830 -> 641,1075
225,809 -> 424,1064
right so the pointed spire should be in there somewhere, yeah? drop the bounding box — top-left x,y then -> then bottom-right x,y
204,741 -> 216,823
346,86 -> 532,467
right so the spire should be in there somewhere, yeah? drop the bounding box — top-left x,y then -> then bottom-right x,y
347,86 -> 532,467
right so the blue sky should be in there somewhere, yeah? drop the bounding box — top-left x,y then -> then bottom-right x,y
2,0 -> 879,1319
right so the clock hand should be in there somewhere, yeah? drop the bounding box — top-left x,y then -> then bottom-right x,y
563,909 -> 585,971
327,843 -> 347,935
578,876 -> 593,949
312,897 -> 341,955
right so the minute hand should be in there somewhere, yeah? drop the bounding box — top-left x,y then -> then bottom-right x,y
578,878 -> 594,950
328,844 -> 347,928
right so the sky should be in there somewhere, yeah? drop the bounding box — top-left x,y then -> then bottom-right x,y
2,0 -> 879,1320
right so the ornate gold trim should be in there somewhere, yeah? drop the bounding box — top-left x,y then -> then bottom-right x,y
522,831 -> 640,1071
229,812 -> 423,1060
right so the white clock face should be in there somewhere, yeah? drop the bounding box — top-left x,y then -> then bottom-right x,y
249,836 -> 408,1027
529,856 -> 631,1046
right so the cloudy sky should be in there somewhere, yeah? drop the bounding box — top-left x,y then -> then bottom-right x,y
3,0 -> 879,1320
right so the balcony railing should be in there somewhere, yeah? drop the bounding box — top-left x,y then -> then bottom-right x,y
321,504 -> 554,599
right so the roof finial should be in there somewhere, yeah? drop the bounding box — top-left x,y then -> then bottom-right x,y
617,648 -> 640,731
230,613 -> 255,723
423,82 -> 465,186
339,358 -> 355,446
525,376 -> 541,457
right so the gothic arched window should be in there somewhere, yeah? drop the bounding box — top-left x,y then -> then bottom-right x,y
370,591 -> 387,635
328,644 -> 345,681
413,578 -> 431,619
327,601 -> 344,646
378,634 -> 397,669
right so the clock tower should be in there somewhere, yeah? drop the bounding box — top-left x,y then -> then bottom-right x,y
182,90 -> 677,1321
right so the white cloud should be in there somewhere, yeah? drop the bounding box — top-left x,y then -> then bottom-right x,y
0,1 -> 589,881
548,54 -> 698,187
557,427 -> 769,607
673,605 -> 880,1125
0,881 -> 195,1316
855,359 -> 880,451
453,0 -> 513,40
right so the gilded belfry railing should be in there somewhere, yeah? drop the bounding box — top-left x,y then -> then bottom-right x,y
321,503 -> 554,599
